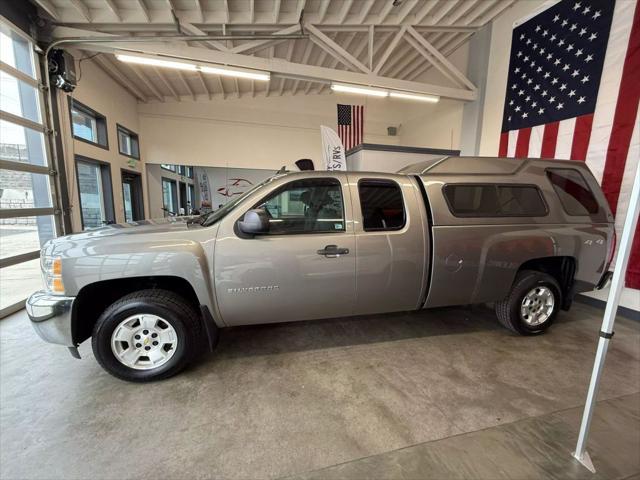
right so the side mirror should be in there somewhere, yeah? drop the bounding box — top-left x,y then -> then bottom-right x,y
238,208 -> 270,236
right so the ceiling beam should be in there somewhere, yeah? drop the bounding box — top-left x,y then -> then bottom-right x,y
337,0 -> 353,24
128,64 -> 164,102
223,0 -> 229,24
368,25 -> 374,70
69,0 -> 91,22
317,31 -> 356,93
194,0 -> 204,23
406,26 -> 475,90
176,71 -> 196,100
305,23 -> 369,73
295,0 -> 306,21
104,0 -> 122,22
408,32 -> 473,81
179,21 -> 230,51
31,0 -> 59,20
266,46 -> 275,96
396,0 -> 419,24
358,0 -> 375,24
428,0 -> 460,25
292,40 -> 314,94
134,0 -> 150,22
248,0 -> 255,23
317,0 -> 330,23
75,37 -> 476,100
279,39 -> 295,96
404,34 -> 458,85
230,24 -> 300,54
93,55 -> 147,101
412,0 -> 438,23
377,1 -> 395,24
152,66 -> 180,101
373,25 -> 406,75
273,0 -> 281,23
197,71 -> 212,100
234,78 -> 240,98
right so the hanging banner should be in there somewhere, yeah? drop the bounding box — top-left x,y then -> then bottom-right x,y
320,125 -> 346,171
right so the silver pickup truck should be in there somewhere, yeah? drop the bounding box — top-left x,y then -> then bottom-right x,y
27,156 -> 614,382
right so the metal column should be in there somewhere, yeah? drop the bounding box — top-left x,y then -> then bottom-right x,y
572,158 -> 640,472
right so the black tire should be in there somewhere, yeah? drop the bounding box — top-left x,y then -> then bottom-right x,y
92,289 -> 204,382
495,270 -> 562,335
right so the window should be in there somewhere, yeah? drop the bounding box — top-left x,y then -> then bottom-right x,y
1,20 -> 59,316
358,180 -> 406,231
185,166 -> 194,178
161,164 -> 176,172
117,124 -> 140,159
70,100 -> 108,147
546,169 -> 598,215
253,178 -> 345,235
443,184 -> 547,217
76,158 -> 114,229
162,178 -> 178,216
187,184 -> 195,213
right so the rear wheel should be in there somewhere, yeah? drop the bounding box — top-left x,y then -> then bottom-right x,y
495,270 -> 561,335
92,289 -> 203,382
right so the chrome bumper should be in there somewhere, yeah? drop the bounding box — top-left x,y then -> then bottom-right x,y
26,290 -> 75,347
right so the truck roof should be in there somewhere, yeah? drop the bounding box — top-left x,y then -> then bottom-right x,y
398,156 -> 592,176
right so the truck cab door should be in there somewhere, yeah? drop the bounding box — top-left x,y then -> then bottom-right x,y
213,175 -> 356,326
349,173 -> 430,315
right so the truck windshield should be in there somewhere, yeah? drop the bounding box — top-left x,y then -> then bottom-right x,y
196,176 -> 277,227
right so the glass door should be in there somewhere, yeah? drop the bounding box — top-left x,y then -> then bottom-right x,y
0,18 -> 60,317
121,170 -> 143,222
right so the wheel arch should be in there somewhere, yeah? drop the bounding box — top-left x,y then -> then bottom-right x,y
72,276 -> 213,346
516,256 -> 576,309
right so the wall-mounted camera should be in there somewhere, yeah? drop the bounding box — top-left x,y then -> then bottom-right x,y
48,49 -> 77,92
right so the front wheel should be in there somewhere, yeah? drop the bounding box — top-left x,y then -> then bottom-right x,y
92,289 -> 203,382
495,270 -> 562,335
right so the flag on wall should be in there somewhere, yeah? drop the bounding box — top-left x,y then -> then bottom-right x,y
337,104 -> 364,151
498,0 -> 640,289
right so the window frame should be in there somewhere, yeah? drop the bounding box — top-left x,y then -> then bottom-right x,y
442,183 -> 549,218
357,179 -> 407,232
545,168 -> 599,216
121,168 -> 145,222
68,98 -> 109,150
244,177 -> 347,236
116,123 -> 140,159
75,156 -> 115,229
161,164 -> 176,172
161,177 -> 178,216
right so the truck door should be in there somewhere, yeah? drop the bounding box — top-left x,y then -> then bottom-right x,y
349,174 -> 429,315
213,176 -> 356,326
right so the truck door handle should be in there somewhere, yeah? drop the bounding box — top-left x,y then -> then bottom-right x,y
317,245 -> 349,257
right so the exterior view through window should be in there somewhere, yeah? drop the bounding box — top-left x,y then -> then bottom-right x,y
358,180 -> 405,231
162,178 -> 177,215
0,20 -> 59,316
257,178 -> 344,234
76,160 -> 112,229
117,125 -> 140,158
444,184 -> 547,217
546,169 -> 599,215
70,100 -> 107,147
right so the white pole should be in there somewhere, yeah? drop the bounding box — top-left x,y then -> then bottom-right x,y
572,158 -> 640,473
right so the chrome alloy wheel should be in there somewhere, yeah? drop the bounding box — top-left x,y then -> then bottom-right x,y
520,286 -> 555,326
110,314 -> 178,370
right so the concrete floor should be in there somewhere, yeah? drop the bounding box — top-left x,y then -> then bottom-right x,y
1,302 -> 638,479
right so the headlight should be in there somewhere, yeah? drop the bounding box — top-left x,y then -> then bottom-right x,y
41,256 -> 65,294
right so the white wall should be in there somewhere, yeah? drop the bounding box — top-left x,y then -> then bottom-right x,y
477,0 -> 547,156
57,53 -> 148,230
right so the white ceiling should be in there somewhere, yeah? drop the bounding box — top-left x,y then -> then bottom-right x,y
33,0 -> 515,102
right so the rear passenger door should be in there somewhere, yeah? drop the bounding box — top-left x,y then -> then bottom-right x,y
349,174 -> 429,315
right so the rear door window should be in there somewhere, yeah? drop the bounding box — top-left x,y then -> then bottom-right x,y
358,180 -> 405,231
443,184 -> 547,217
546,168 -> 598,215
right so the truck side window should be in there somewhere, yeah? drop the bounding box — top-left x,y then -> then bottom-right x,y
443,184 -> 547,217
358,180 -> 406,231
546,168 -> 599,215
256,178 -> 345,234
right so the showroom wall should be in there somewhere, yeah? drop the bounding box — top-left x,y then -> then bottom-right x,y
57,52 -> 148,230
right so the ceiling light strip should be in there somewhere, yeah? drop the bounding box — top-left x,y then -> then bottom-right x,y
331,82 -> 440,102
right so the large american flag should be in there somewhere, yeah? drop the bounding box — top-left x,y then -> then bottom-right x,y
337,104 -> 364,151
499,0 -> 640,290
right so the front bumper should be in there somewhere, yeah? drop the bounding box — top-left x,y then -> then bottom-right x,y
26,290 -> 76,347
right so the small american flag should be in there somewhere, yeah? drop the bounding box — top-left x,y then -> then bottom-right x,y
337,104 -> 364,151
499,0 -> 640,289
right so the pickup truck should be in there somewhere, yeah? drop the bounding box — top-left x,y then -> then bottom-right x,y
27,156 -> 615,382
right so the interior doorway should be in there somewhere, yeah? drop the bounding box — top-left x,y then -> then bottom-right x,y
178,181 -> 188,215
121,170 -> 144,222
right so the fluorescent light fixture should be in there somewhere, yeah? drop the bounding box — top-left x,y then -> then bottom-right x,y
116,54 -> 197,71
331,83 -> 389,97
200,65 -> 270,81
389,91 -> 439,103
